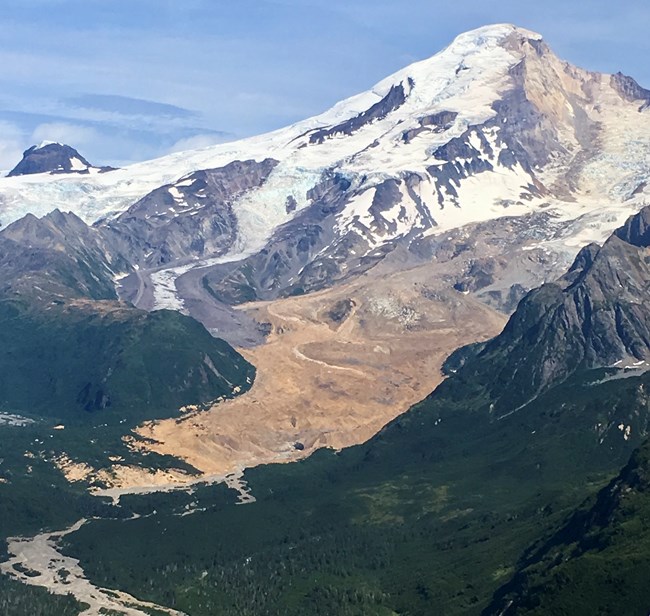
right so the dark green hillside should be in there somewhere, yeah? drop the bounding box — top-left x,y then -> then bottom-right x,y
487,438 -> 650,615
450,234 -> 650,416
0,298 -> 254,421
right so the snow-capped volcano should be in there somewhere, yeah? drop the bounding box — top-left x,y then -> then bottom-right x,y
2,24 -> 650,320
0,25 -> 647,224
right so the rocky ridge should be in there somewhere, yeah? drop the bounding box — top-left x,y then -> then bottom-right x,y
437,205 -> 650,416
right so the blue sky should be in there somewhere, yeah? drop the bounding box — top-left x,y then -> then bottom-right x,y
1,0 -> 649,168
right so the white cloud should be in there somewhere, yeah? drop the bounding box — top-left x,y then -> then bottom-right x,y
30,122 -> 99,149
0,121 -> 27,172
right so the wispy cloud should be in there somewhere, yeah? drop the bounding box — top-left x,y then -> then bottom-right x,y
31,122 -> 98,149
65,94 -> 197,119
167,133 -> 233,154
0,121 -> 25,171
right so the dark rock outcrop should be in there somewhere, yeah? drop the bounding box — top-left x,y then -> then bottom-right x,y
101,158 -> 279,268
611,71 -> 650,110
7,143 -> 114,177
0,209 -> 129,301
309,83 -> 407,144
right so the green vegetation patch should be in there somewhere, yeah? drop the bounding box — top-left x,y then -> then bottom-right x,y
0,298 -> 254,422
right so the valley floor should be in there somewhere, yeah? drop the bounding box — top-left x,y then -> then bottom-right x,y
1,519 -> 186,616
107,262 -> 505,488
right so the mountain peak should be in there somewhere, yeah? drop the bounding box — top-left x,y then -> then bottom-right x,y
376,22 -> 545,92
1,21 -> 649,288
447,23 -> 543,48
7,143 -> 115,178
615,205 -> 650,246
413,23 -> 545,79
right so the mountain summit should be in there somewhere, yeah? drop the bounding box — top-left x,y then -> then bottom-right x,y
7,142 -> 114,177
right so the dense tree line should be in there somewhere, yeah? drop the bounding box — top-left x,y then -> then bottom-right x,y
0,576 -> 83,616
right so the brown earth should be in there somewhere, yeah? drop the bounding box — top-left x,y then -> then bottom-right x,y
115,263 -> 506,487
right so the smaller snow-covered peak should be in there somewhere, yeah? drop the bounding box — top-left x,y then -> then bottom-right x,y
6,143 -> 115,178
8,143 -> 91,177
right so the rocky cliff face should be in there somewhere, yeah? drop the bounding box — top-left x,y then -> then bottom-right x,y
443,205 -> 650,415
102,159 -> 279,268
0,209 -> 128,301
